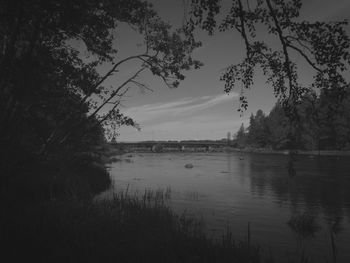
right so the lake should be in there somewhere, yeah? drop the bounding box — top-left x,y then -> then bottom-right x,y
99,152 -> 350,262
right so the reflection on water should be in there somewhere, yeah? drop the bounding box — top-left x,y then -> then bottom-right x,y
100,152 -> 350,262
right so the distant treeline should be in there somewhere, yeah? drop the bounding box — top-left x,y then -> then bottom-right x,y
234,87 -> 350,151
131,140 -> 228,144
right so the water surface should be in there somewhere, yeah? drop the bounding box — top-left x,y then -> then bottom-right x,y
100,152 -> 350,262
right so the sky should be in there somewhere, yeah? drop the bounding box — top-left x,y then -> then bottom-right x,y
99,0 -> 350,142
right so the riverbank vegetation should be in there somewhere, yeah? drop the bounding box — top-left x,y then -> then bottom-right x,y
2,190 -> 263,263
234,86 -> 350,151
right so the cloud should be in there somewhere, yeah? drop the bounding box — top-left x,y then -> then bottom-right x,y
123,92 -> 239,123
118,115 -> 249,141
126,97 -> 201,114
172,93 -> 237,114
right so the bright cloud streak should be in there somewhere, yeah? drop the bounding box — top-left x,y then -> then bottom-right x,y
118,114 -> 249,141
123,92 -> 239,123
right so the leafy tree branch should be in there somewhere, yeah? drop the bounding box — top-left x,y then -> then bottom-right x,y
187,0 -> 350,117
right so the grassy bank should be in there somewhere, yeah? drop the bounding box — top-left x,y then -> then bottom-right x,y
1,190 -> 261,263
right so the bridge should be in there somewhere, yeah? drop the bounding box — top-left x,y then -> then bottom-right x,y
111,141 -> 233,152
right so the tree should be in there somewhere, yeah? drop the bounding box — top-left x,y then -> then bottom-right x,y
316,86 -> 350,149
0,0 -> 202,157
265,103 -> 293,149
0,0 -> 204,189
186,0 -> 350,118
227,131 -> 232,144
235,123 -> 247,148
247,110 -> 270,147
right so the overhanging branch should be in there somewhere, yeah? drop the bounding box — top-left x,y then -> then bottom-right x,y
88,67 -> 146,119
286,43 -> 322,73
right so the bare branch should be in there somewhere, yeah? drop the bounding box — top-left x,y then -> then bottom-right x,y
130,79 -> 154,92
60,86 -> 132,144
137,54 -> 178,88
81,54 -> 149,103
285,35 -> 313,54
246,0 -> 251,11
286,43 -> 322,73
88,67 -> 146,119
265,0 -> 294,100
106,91 -> 132,104
237,0 -> 252,59
98,87 -> 130,125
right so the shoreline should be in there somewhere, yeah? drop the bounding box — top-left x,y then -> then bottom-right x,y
230,148 -> 350,156
104,143 -> 350,157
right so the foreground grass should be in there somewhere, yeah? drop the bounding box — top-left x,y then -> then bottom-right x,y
1,190 -> 261,263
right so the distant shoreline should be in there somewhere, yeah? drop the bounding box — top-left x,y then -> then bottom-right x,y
229,147 -> 350,156
105,143 -> 350,157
